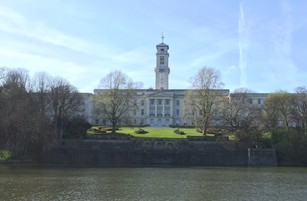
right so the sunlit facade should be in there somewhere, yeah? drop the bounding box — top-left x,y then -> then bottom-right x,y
83,39 -> 269,126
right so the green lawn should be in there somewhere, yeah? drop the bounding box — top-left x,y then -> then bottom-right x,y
119,127 -> 204,138
88,126 -> 205,139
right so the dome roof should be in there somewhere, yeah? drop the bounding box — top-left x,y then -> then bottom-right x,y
156,42 -> 169,49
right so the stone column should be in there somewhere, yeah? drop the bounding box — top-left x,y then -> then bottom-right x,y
162,99 -> 165,117
147,98 -> 150,116
170,98 -> 173,117
155,98 -> 157,117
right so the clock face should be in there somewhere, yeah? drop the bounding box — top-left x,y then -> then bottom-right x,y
160,56 -> 164,64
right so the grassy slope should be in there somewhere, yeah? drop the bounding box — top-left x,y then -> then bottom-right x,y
87,126 -> 205,139
115,127 -> 203,139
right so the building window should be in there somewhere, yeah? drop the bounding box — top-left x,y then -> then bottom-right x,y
249,99 -> 253,104
176,100 -> 180,106
176,109 -> 179,116
258,99 -> 262,104
141,100 -> 145,106
161,49 -> 164,51
165,99 -> 170,105
141,109 -> 144,115
157,106 -> 163,116
158,99 -> 162,105
150,99 -> 155,105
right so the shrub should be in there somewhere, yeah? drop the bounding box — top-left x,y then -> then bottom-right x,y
90,128 -> 101,133
174,129 -> 185,135
134,128 -> 148,134
63,117 -> 92,139
98,126 -> 113,131
0,150 -> 12,160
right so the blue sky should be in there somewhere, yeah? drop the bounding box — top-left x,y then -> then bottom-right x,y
0,0 -> 306,93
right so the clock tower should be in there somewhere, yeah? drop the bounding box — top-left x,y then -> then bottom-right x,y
155,34 -> 170,90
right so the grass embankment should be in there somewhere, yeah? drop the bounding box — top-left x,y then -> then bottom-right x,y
119,127 -> 204,138
87,126 -> 213,139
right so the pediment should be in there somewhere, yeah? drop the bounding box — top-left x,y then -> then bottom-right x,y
146,91 -> 174,98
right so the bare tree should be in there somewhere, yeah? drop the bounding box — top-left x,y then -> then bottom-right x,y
292,86 -> 307,135
263,93 -> 281,132
184,66 -> 224,135
222,88 -> 259,130
221,88 -> 263,142
49,78 -> 84,139
30,72 -> 58,145
0,68 -> 39,157
31,72 -> 51,116
0,68 -> 86,159
263,91 -> 294,131
94,70 -> 137,133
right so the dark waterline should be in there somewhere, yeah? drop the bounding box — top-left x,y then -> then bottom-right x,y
1,165 -> 307,201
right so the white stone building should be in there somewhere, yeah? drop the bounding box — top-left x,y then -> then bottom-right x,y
83,37 -> 269,126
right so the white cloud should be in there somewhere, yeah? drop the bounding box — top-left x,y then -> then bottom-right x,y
0,5 -> 118,57
238,0 -> 248,87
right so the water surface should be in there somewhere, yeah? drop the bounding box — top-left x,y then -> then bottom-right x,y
0,166 -> 306,201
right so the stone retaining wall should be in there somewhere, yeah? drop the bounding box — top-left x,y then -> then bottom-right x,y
42,138 -> 277,166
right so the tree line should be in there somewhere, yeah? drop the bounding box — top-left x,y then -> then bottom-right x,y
0,67 -> 89,159
184,66 -> 307,165
1,66 -> 306,165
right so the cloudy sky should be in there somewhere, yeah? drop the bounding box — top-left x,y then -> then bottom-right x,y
0,0 -> 306,93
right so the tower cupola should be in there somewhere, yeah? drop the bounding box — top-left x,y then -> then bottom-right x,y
155,34 -> 170,90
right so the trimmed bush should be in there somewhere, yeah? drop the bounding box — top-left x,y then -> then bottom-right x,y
134,128 -> 148,134
174,129 -> 185,135
98,126 -> 113,131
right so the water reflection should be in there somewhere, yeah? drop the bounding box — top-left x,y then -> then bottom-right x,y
0,166 -> 306,201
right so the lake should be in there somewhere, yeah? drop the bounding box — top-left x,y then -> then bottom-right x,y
0,166 -> 306,201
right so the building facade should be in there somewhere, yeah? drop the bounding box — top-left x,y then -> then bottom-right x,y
84,38 -> 269,126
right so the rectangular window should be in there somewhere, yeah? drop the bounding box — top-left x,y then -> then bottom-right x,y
150,99 -> 155,105
176,100 -> 180,106
165,99 -> 170,105
249,99 -> 253,104
176,109 -> 179,116
258,99 -> 262,104
157,106 -> 163,116
141,109 -> 144,115
141,100 -> 145,106
158,99 -> 162,105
